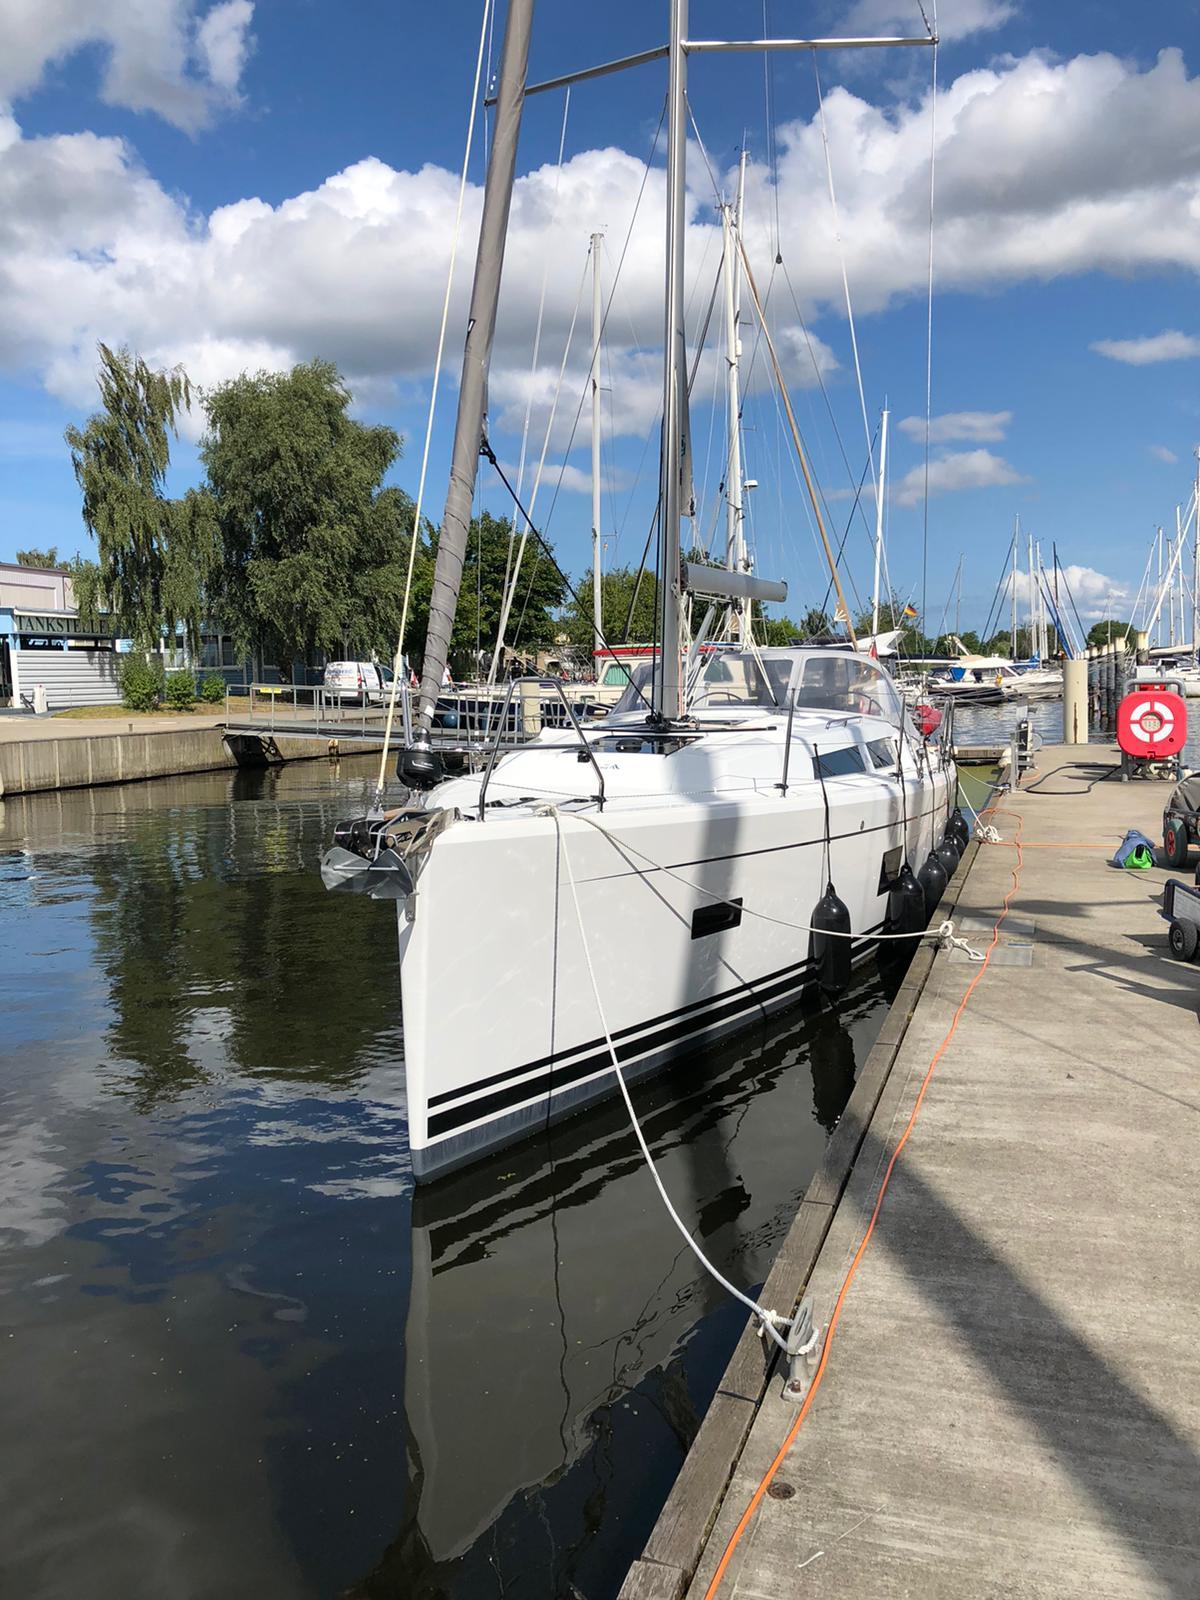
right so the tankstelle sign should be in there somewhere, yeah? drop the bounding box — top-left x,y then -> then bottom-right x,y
12,611 -> 115,638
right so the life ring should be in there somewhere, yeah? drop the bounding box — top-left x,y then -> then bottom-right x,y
1126,698 -> 1173,744
1116,688 -> 1187,760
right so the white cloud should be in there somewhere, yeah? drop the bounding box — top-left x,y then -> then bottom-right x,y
1091,331 -> 1200,366
1008,564 -> 1130,622
840,0 -> 1016,45
1149,444 -> 1179,464
194,0 -> 254,94
5,44 -> 1200,438
894,448 -> 1027,505
0,0 -> 255,132
898,409 -> 1011,443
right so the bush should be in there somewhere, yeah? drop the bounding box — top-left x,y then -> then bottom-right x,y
118,654 -> 163,711
163,669 -> 198,711
199,674 -> 226,704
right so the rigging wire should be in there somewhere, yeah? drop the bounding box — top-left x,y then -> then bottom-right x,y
762,0 -> 782,258
481,438 -> 654,713
373,0 -> 492,805
499,250 -> 592,656
533,101 -> 668,552
813,57 -> 877,509
920,33 -> 939,633
488,87 -> 573,683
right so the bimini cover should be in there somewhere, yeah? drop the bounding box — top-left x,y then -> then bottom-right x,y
1112,829 -> 1156,870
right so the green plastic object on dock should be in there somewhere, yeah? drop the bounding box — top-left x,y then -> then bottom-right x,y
1112,829 -> 1156,870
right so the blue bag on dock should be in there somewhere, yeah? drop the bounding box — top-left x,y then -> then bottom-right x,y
1112,829 -> 1156,870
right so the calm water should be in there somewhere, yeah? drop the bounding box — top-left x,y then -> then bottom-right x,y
0,756 -> 897,1600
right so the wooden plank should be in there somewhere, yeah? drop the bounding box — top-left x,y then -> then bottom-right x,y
617,1559 -> 687,1600
641,1392 -> 758,1577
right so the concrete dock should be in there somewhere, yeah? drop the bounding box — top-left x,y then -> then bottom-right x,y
623,742 -> 1200,1600
0,710 -> 383,794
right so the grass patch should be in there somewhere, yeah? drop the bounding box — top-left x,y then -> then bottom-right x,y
53,703 -> 204,720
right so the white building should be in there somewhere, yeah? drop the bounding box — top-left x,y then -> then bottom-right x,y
0,561 -> 120,711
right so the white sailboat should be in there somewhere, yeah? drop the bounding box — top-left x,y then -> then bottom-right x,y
323,0 -> 957,1183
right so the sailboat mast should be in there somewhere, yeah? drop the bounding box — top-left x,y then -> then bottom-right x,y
414,0 -> 533,734
1194,447 -> 1199,666
871,407 -> 889,639
656,0 -> 689,719
721,152 -> 747,638
1010,516 -> 1018,659
590,232 -> 604,657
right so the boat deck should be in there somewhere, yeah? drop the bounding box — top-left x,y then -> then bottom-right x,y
621,741 -> 1200,1600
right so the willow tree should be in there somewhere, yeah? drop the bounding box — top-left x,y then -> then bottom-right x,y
65,344 -> 218,647
199,360 -> 406,675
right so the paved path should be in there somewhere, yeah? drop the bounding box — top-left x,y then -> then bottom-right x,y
635,744 -> 1200,1600
0,712 -> 225,742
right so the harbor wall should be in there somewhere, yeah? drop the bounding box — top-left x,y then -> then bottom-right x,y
0,727 -> 382,796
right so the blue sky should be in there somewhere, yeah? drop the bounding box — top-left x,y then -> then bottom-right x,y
2,0 -> 1199,635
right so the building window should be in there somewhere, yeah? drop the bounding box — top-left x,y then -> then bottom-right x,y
199,632 -> 239,669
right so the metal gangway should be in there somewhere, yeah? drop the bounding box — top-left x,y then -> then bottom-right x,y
221,679 -> 614,753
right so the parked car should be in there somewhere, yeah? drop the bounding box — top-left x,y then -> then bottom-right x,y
322,660 -> 396,707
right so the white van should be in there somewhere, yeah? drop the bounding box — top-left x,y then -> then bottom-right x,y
322,660 -> 396,707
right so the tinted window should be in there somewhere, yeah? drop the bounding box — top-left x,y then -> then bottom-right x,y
867,737 -> 898,768
814,745 -> 866,778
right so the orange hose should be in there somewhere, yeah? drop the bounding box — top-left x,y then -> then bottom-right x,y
701,808 -> 1026,1600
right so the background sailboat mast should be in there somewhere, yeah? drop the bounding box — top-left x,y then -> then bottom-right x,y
1194,447 -> 1199,666
871,407 -> 889,638
590,232 -> 604,656
655,0 -> 689,719
1010,516 -> 1018,658
722,152 -> 748,639
415,0 -> 533,733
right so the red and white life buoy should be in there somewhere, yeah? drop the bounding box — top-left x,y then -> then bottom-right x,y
1117,690 -> 1187,760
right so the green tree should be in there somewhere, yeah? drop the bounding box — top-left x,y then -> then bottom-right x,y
759,614 -> 801,645
16,547 -> 63,568
445,512 -> 567,669
65,344 -> 216,647
561,563 -> 659,650
1085,618 -> 1133,649
199,361 -> 406,675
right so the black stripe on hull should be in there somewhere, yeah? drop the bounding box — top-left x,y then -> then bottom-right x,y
425,924 -> 886,1139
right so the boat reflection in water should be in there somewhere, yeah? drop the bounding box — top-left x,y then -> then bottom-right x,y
349,964 -> 887,1600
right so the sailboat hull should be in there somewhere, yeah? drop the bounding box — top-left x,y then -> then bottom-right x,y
398,769 -> 952,1181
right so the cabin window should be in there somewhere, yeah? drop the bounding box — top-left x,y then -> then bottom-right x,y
867,738 -> 898,769
813,746 -> 867,778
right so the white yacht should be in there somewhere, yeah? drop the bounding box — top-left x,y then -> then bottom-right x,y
321,0 -> 959,1182
328,648 -> 955,1180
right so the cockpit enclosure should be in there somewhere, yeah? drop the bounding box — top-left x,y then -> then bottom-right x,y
611,647 -> 906,725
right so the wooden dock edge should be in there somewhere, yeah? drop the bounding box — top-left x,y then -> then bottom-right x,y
618,839 -> 982,1600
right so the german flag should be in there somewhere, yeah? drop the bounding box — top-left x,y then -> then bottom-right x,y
902,603 -> 918,619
